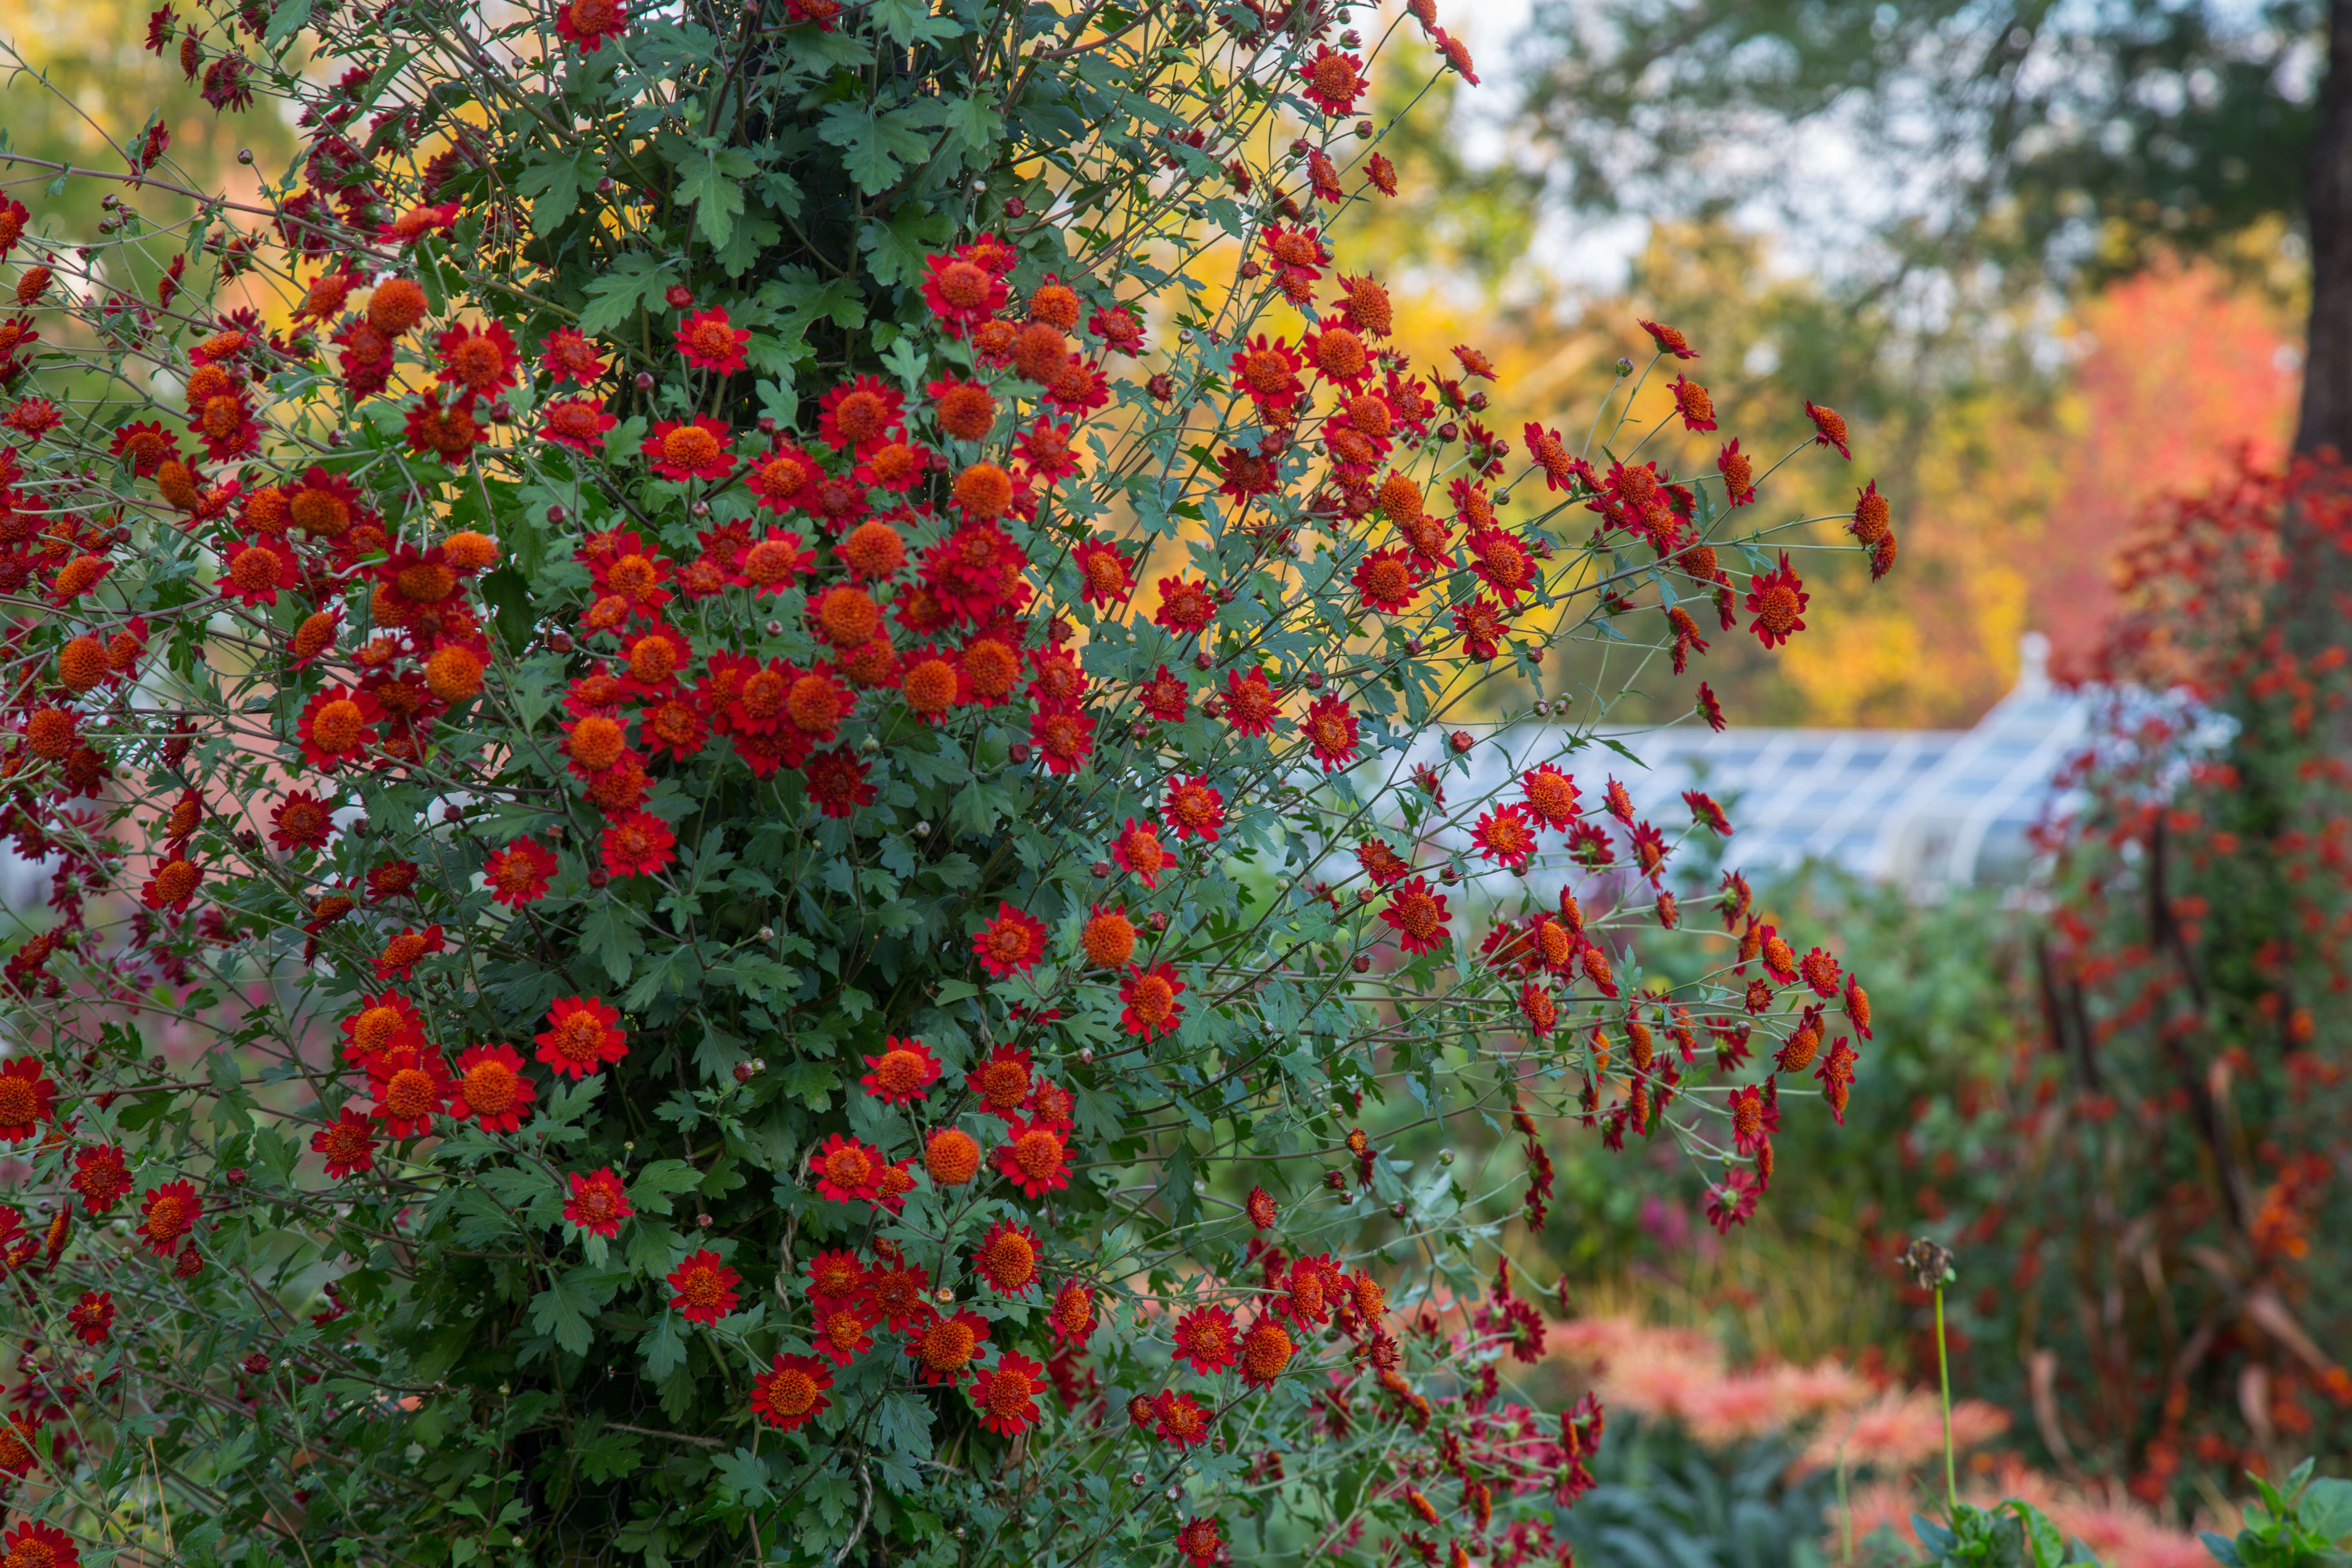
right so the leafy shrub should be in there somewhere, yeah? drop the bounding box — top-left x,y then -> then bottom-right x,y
0,0 -> 1888,1563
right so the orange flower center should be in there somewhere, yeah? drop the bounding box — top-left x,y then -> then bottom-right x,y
1362,558 -> 1410,602
952,462 -> 1014,519
1311,54 -> 1359,97
1083,552 -> 1126,594
1082,911 -> 1136,968
1480,536 -> 1529,586
833,390 -> 889,442
815,587 -> 880,646
1169,787 -> 1215,831
144,1195 -> 186,1241
397,562 -> 457,604
0,1078 -> 36,1125
549,1012 -> 607,1065
463,1060 -> 517,1116
201,394 -> 244,440
935,260 -> 992,309
1271,233 -> 1316,265
1011,1129 -> 1064,1181
384,1067 -> 437,1118
311,699 -> 366,752
1757,586 -> 1800,636
900,659 -> 957,715
870,1049 -> 927,1096
154,860 -> 198,901
820,1308 -> 866,1350
1345,394 -> 1391,437
936,386 -> 996,441
569,716 -> 626,771
1240,350 -> 1292,395
381,933 -> 427,969
1314,327 -> 1366,379
981,1365 -> 1034,1418
980,1231 -> 1035,1290
677,1264 -> 728,1309
228,546 -> 281,593
1126,976 -> 1175,1026
825,1146 -> 871,1188
921,1319 -> 978,1372
1486,817 -> 1531,855
962,639 -> 1018,699
740,539 -> 795,586
786,674 -> 844,734
686,321 -> 737,361
768,1367 -> 818,1417
662,425 -> 721,470
739,670 -> 787,719
628,636 -> 679,683
1243,1323 -> 1294,1379
985,923 -> 1035,967
976,1060 -> 1029,1109
1395,892 -> 1440,939
353,1006 -> 405,1056
1123,831 -> 1165,875
573,1180 -> 621,1223
926,1129 -> 980,1185
450,337 -> 506,388
1310,713 -> 1350,752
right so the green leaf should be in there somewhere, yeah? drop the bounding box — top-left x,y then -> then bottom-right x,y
859,206 -> 955,288
577,254 -> 679,338
2302,1479 -> 2352,1541
818,102 -> 936,195
677,145 -> 758,249
517,147 -> 602,238
629,1159 -> 706,1216
711,1446 -> 773,1508
572,1428 -> 644,1483
528,1270 -> 599,1356
936,94 -> 1002,153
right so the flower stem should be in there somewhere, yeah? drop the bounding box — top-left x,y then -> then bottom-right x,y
1935,1280 -> 1958,1517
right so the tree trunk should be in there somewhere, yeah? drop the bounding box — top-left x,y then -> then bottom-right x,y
2298,0 -> 2352,458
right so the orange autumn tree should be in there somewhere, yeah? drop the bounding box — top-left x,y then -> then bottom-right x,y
0,0 -> 1881,1562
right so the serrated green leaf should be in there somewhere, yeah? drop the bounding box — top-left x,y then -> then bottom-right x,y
819,102 -> 936,194
517,147 -> 602,238
677,145 -> 758,249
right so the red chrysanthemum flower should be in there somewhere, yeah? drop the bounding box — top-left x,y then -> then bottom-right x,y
1298,43 -> 1367,114
541,327 -> 607,385
1172,1305 -> 1239,1374
972,901 -> 1048,978
1177,1518 -> 1224,1568
70,1145 -> 132,1215
667,1248 -> 742,1325
1718,438 -> 1757,507
295,684 -> 382,770
1220,667 -> 1280,736
1138,664 -> 1189,723
1463,525 -> 1538,605
1118,962 -> 1186,1041
310,1109 -> 378,1179
367,1046 -> 453,1138
1227,333 -> 1305,418
541,394 -> 617,454
859,1037 -> 940,1105
750,1352 -> 834,1432
1065,537 -> 1136,614
920,248 -> 1010,330
992,1116 -> 1073,1197
813,1132 -> 885,1203
675,308 -> 750,374
810,1298 -> 876,1366
969,1352 -> 1046,1436
1154,1387 -> 1212,1447
1238,1316 -> 1295,1386
449,1042 -> 536,1133
1299,694 -> 1361,771
1520,764 -> 1582,829
1356,837 -> 1411,888
1470,804 -> 1539,872
1804,399 -> 1851,459
971,1219 -> 1041,1296
268,788 -> 337,853
818,375 -> 907,454
641,416 -> 737,482
1159,778 -> 1232,845
483,838 -> 558,906
1110,817 -> 1170,888
1,1520 -> 80,1568
534,995 -> 628,1080
436,320 -> 520,397
1030,699 -> 1096,775
1670,374 -> 1717,433
564,1166 -> 632,1237
555,0 -> 628,50
1352,547 -> 1422,615
0,1058 -> 56,1142
1639,319 -> 1698,359
373,924 -> 447,982
904,1307 -> 991,1385
1050,1278 -> 1096,1346
138,1179 -> 201,1256
599,810 -> 677,880
67,1289 -> 114,1345
1381,877 -> 1451,956
1744,552 -> 1810,649
965,1044 -> 1033,1119
1154,575 -> 1217,636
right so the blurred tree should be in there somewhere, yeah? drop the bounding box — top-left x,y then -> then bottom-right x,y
1517,0 -> 2345,644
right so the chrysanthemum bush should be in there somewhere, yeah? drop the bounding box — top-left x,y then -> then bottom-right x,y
0,0 -> 1889,1562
